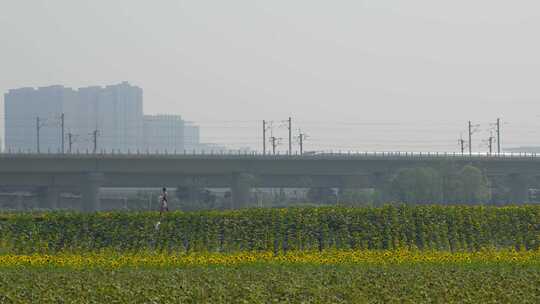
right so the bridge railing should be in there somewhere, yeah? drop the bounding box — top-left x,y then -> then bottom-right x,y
0,149 -> 539,161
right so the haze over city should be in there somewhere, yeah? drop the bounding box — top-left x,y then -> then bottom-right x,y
1,0 -> 540,152
2,3 -> 540,302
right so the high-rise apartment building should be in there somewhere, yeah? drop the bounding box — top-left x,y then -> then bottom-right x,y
184,123 -> 200,151
143,115 -> 184,153
3,82 -> 212,154
77,82 -> 143,152
4,82 -> 143,153
4,85 -> 77,152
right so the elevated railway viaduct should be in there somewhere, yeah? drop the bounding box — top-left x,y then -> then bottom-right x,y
1,152 -> 539,211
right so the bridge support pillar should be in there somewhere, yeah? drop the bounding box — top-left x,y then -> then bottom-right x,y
15,193 -> 24,211
506,173 -> 531,204
488,175 -> 506,205
81,173 -> 104,212
534,176 -> 540,190
231,173 -> 253,209
36,186 -> 59,210
45,186 -> 59,210
370,172 -> 392,205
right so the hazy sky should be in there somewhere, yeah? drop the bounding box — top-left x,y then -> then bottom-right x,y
1,0 -> 539,152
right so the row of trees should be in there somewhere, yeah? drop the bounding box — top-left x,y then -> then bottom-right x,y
303,165 -> 491,206
295,164 -> 536,206
170,164 -> 531,211
387,165 -> 490,204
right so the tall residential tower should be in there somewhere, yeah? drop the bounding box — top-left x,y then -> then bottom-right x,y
3,82 -> 212,154
4,82 -> 143,153
4,85 -> 77,153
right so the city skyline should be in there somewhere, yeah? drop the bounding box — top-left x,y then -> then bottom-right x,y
3,82 -> 214,154
2,81 -> 539,154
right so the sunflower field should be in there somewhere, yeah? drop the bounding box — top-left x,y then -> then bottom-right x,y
0,205 -> 539,253
1,205 -> 539,303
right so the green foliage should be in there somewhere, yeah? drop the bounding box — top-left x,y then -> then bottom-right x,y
0,205 -> 538,254
390,167 -> 443,204
458,165 -> 491,204
339,189 -> 375,207
175,176 -> 222,211
387,164 -> 491,204
176,186 -> 218,211
1,265 -> 539,303
307,187 -> 337,205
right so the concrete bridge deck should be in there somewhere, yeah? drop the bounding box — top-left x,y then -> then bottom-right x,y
1,152 -> 539,211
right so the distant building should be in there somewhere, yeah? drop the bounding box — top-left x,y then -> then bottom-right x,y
77,82 -> 143,152
3,82 -> 221,154
505,147 -> 540,153
143,115 -> 184,153
4,85 -> 77,152
198,143 -> 229,153
184,123 -> 200,151
4,82 -> 143,153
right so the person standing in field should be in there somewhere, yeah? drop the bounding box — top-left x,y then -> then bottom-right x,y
159,187 -> 169,216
